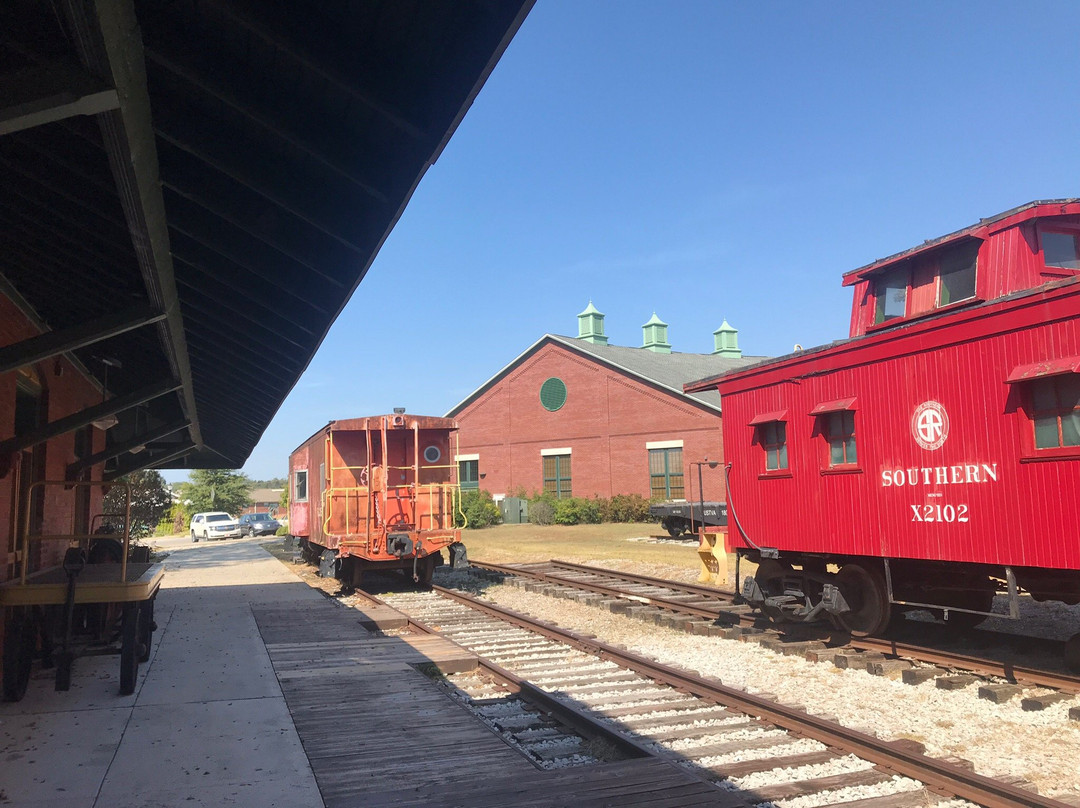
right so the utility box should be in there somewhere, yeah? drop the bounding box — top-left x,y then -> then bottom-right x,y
500,497 -> 528,524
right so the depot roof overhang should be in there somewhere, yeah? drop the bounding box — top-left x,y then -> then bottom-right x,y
0,0 -> 532,478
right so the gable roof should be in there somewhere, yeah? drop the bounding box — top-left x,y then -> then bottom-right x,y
446,334 -> 767,416
249,488 -> 283,504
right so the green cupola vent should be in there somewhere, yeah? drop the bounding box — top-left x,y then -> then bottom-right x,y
713,319 -> 741,358
642,312 -> 671,354
577,301 -> 608,345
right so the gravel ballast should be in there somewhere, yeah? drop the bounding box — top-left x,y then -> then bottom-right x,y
431,568 -> 1080,800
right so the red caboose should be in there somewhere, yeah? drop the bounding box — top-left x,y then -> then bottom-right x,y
289,412 -> 467,588
686,200 -> 1080,658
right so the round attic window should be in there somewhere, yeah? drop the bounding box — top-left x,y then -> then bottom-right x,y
540,377 -> 567,411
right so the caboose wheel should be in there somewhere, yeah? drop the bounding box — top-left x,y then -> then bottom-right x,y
754,559 -> 796,623
834,563 -> 890,637
119,602 -> 140,695
2,609 -> 36,702
754,559 -> 791,594
416,555 -> 436,589
1064,633 -> 1080,674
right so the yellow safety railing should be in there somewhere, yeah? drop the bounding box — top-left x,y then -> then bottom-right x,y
319,425 -> 468,538
322,486 -> 372,537
322,483 -> 462,535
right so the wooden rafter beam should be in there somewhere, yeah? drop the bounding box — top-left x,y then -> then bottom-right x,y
0,377 -> 181,456
67,418 -> 190,477
0,303 -> 164,374
211,2 -> 426,142
154,124 -> 376,253
144,48 -> 387,203
104,439 -> 196,482
0,60 -> 119,136
61,0 -> 203,452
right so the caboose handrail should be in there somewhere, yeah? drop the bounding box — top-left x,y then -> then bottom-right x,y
322,483 -> 459,535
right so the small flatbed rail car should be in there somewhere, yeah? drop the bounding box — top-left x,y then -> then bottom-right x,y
289,413 -> 467,588
649,500 -> 728,537
2,480 -> 161,701
685,200 -> 1080,666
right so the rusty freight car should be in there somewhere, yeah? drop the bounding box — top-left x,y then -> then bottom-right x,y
686,200 -> 1080,665
289,412 -> 467,588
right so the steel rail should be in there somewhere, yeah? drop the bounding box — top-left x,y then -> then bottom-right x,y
341,585 -> 660,763
476,560 -> 728,620
431,583 -> 1072,808
474,560 -> 1080,694
399,611 -> 656,763
548,558 -> 739,599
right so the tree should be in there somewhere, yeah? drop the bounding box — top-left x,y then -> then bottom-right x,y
179,469 -> 252,516
103,469 -> 172,539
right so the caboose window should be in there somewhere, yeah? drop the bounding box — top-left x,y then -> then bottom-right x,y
757,422 -> 788,471
824,410 -> 857,465
542,454 -> 572,499
873,269 -> 908,324
1042,231 -> 1080,270
1031,375 -> 1080,449
937,242 -> 978,306
294,470 -> 308,502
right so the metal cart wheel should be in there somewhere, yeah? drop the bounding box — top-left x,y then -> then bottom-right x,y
137,598 -> 155,663
119,602 -> 141,695
2,608 -> 37,702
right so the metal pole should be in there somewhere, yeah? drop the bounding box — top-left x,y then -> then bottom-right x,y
697,461 -> 705,537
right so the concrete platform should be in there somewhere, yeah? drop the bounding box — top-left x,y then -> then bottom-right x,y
1,537 -> 729,807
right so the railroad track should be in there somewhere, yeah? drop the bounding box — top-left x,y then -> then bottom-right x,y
468,559 -> 1080,698
375,584 -> 1072,808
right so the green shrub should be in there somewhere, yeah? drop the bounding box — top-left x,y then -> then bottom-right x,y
528,499 -> 555,525
608,493 -> 651,522
553,497 -> 601,525
275,525 -> 290,536
155,503 -> 189,536
456,489 -> 501,529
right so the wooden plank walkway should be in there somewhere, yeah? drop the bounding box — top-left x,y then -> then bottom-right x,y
252,598 -> 732,807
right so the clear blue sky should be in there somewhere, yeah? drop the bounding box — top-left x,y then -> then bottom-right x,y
164,0 -> 1080,485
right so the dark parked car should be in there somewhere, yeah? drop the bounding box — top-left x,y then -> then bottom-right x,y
238,512 -> 281,537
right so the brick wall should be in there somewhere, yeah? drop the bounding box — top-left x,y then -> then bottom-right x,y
1,295 -> 105,584
455,342 -> 727,501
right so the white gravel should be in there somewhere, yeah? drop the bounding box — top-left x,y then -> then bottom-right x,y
749,776 -> 927,808
690,735 -> 824,763
732,754 -> 873,790
443,572 -> 1080,800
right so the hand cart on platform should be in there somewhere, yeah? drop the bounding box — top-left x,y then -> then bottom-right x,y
1,480 -> 163,701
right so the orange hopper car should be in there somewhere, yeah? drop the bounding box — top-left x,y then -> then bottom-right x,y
288,413 -> 467,588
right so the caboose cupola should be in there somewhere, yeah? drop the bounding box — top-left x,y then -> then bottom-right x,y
844,199 -> 1080,337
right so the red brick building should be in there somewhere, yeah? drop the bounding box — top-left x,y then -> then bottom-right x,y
2,295 -> 106,584
446,305 -> 763,503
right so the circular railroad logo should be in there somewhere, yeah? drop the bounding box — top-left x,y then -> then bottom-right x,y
911,400 -> 949,451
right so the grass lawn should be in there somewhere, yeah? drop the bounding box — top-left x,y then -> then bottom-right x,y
456,522 -> 738,586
